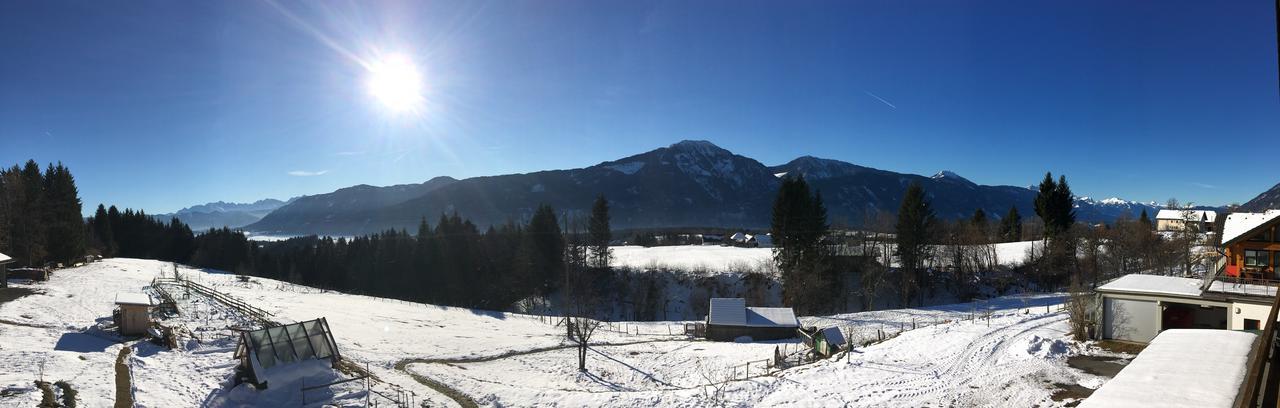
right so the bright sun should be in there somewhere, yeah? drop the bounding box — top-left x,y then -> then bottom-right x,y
366,54 -> 424,113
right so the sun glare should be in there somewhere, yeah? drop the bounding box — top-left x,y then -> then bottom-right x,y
366,54 -> 424,113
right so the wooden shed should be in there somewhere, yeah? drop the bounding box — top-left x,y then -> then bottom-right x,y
114,293 -> 153,336
705,298 -> 799,341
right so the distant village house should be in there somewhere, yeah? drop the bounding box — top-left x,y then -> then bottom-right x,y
1155,209 -> 1218,233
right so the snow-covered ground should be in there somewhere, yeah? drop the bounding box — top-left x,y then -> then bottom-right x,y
611,245 -> 774,272
405,293 -> 1093,407
610,240 -> 1042,273
2,258 -> 1094,407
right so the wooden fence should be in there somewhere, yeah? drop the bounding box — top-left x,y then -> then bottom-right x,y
152,277 -> 275,325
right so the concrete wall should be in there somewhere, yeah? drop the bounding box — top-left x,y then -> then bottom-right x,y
1230,302 -> 1275,330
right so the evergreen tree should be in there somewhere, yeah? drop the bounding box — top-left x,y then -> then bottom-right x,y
1000,205 -> 1022,242
42,163 -> 85,264
12,161 -> 47,266
90,204 -> 115,256
525,205 -> 564,295
895,182 -> 935,306
587,194 -> 612,269
1034,172 -> 1076,238
1138,209 -> 1152,229
971,208 -> 988,239
770,176 -> 834,314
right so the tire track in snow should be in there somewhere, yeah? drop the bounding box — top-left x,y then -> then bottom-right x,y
838,311 -> 1067,406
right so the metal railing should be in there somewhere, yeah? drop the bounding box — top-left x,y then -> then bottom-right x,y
1236,285 -> 1280,407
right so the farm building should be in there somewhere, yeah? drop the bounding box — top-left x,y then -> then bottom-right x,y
705,298 -> 799,341
114,293 -> 154,336
235,317 -> 341,388
1155,209 -> 1218,233
0,251 -> 11,288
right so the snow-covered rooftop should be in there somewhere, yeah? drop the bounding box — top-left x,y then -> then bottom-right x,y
115,292 -> 152,306
1096,274 -> 1204,298
0,251 -> 11,264
708,298 -> 746,326
1155,209 -> 1217,223
1080,329 -> 1256,408
745,307 -> 799,328
1222,210 -> 1280,245
708,298 -> 798,327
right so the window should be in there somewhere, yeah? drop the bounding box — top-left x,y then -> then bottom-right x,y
1245,319 -> 1261,330
1245,250 -> 1267,267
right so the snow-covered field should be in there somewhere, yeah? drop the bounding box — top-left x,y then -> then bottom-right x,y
611,245 -> 774,272
2,258 -> 1098,407
405,292 -> 1094,407
610,240 -> 1042,273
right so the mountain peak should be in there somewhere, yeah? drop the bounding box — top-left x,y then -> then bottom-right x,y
668,140 -> 728,155
932,170 -> 973,185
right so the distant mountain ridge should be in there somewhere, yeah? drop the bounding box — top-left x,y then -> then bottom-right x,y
244,140 -> 1172,236
154,199 -> 292,230
1241,182 -> 1280,212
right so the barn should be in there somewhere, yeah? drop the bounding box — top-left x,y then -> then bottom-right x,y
705,298 -> 799,341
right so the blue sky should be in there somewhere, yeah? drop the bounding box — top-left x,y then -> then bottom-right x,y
1,0 -> 1276,214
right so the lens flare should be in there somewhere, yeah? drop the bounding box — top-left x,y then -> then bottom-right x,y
366,54 -> 424,113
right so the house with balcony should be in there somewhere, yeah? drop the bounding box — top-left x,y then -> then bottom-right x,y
1094,211 -> 1280,344
1221,210 -> 1280,281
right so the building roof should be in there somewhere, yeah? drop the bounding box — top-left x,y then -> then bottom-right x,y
819,326 -> 845,346
0,251 -> 11,264
708,298 -> 746,326
1221,210 -> 1280,246
1079,329 -> 1256,408
1096,274 -> 1204,298
1155,209 -> 1217,223
745,307 -> 799,327
708,298 -> 799,328
114,293 -> 152,306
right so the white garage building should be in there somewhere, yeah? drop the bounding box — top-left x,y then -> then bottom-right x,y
1096,274 -> 1276,343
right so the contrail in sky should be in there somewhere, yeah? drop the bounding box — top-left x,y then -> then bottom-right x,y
864,91 -> 898,109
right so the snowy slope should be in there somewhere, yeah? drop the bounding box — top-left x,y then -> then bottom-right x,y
405,294 -> 1085,407
2,258 -> 1087,407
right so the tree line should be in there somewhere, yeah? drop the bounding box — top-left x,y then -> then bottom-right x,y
0,161 -> 87,287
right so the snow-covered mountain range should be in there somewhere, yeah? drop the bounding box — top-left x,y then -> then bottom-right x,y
152,199 -> 292,230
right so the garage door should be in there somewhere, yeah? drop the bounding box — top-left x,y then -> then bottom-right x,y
1104,298 -> 1158,343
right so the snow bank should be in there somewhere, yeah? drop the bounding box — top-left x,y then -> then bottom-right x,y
1081,329 -> 1256,408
